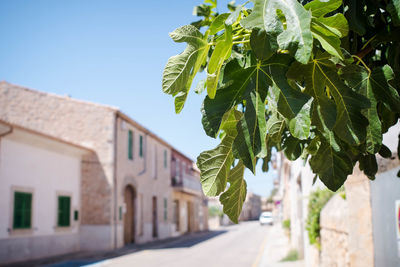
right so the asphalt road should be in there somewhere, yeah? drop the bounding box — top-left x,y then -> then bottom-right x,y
92,221 -> 271,267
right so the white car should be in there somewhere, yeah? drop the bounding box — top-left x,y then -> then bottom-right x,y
259,212 -> 273,225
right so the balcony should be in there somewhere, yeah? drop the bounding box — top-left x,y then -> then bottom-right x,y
171,174 -> 202,196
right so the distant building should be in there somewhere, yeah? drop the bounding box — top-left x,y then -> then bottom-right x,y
0,81 -> 207,264
275,123 -> 400,267
0,120 -> 90,264
239,192 -> 262,221
170,149 -> 208,235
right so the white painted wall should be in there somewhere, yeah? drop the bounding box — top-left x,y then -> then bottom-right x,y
0,134 -> 82,239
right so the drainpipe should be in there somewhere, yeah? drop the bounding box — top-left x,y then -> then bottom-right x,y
113,112 -> 119,249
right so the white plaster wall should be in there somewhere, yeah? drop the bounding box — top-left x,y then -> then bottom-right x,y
0,138 -> 81,239
115,118 -> 174,246
80,225 -> 114,251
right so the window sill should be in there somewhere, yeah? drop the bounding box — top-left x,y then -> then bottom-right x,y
54,226 -> 73,233
8,228 -> 34,237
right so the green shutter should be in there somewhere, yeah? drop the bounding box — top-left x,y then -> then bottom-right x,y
58,196 -> 71,227
74,210 -> 79,221
13,192 -> 32,229
128,130 -> 133,160
139,135 -> 143,158
164,150 -> 167,168
164,198 -> 167,221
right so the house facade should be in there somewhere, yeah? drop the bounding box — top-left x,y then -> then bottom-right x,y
275,124 -> 400,267
0,81 -> 207,263
170,148 -> 208,235
239,192 -> 262,221
0,120 -> 90,264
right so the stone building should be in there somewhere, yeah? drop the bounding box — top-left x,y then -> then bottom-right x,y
275,124 -> 400,267
239,192 -> 262,221
170,148 -> 208,235
0,81 -> 207,263
0,120 -> 91,264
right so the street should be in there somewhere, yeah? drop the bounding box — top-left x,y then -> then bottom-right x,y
84,221 -> 271,267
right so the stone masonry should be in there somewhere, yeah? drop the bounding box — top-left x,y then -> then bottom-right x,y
320,193 -> 350,267
0,81 -> 116,226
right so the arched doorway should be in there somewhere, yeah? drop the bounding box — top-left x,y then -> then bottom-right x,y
123,185 -> 136,244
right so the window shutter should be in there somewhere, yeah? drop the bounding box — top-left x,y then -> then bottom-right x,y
139,135 -> 143,158
13,192 -> 32,229
58,196 -> 71,227
128,130 -> 133,160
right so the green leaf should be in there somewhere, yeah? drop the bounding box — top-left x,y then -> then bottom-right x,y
398,133 -> 400,159
241,0 -> 313,64
202,55 -> 302,138
209,13 -> 231,35
317,14 -> 349,38
197,110 -> 241,196
340,65 -> 381,153
312,102 -> 341,150
220,161 -> 247,223
345,0 -> 367,35
287,57 -> 337,131
162,25 -> 209,112
370,65 -> 400,113
309,140 -> 353,191
261,146 -> 272,172
359,154 -> 378,179
262,55 -> 310,119
266,113 -> 286,143
304,0 -> 342,17
293,55 -> 370,145
387,0 -> 400,26
327,70 -> 370,145
289,98 -> 312,140
306,135 -> 321,155
311,22 -> 344,59
233,89 -> 267,172
250,28 -> 278,61
207,28 -> 233,99
202,60 -> 255,138
378,144 -> 392,158
309,13 -> 348,59
174,91 -> 189,113
283,135 -> 304,160
225,3 -> 242,25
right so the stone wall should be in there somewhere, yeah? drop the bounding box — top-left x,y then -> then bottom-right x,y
0,82 -> 115,226
320,194 -> 350,267
345,167 -> 375,267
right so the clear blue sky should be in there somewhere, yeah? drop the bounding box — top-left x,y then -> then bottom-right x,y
0,0 -> 275,197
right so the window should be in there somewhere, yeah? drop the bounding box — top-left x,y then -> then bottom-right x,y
128,130 -> 133,160
164,150 -> 167,169
13,192 -> 32,229
74,210 -> 79,221
164,198 -> 168,221
139,135 -> 143,158
58,196 -> 71,227
175,159 -> 180,181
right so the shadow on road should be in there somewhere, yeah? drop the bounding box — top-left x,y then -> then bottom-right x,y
151,230 -> 227,249
2,230 -> 228,267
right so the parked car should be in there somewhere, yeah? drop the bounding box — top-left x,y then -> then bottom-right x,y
259,211 -> 273,225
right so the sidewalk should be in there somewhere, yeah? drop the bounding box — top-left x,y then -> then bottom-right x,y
257,224 -> 304,267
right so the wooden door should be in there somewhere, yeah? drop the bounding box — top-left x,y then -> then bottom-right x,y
152,196 -> 158,238
124,186 -> 135,244
187,201 -> 192,232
